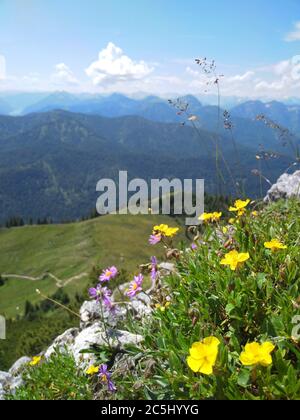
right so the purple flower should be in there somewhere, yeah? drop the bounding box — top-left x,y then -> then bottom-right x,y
99,266 -> 118,283
151,256 -> 158,284
191,243 -> 198,251
126,274 -> 144,299
99,364 -> 116,393
149,234 -> 161,246
89,285 -> 113,309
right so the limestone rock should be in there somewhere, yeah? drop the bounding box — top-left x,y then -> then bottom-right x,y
72,322 -> 143,366
45,328 -> 79,359
9,357 -> 31,376
80,300 -> 126,329
265,170 -> 300,202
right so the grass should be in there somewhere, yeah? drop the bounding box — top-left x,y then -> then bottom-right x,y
107,199 -> 300,400
2,199 -> 300,399
0,214 -> 183,318
7,351 -> 93,400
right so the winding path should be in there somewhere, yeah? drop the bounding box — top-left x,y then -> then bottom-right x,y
1,272 -> 89,288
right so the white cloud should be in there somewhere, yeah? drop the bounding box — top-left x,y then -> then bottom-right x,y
51,63 -> 79,85
85,42 -> 153,86
285,21 -> 300,42
0,55 -> 6,80
227,71 -> 255,83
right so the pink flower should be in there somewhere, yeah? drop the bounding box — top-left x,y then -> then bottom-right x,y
126,274 -> 144,299
149,234 -> 161,245
191,243 -> 198,251
99,364 -> 116,393
151,256 -> 158,284
89,285 -> 113,310
99,266 -> 118,283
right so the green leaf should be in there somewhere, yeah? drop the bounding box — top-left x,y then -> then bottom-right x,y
225,303 -> 235,315
237,369 -> 251,388
256,273 -> 267,290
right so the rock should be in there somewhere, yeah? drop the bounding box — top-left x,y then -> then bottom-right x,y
9,376 -> 24,394
9,357 -> 31,376
0,371 -> 13,400
45,328 -> 79,359
80,300 -> 126,329
0,371 -> 12,387
72,322 -> 143,366
80,301 -> 102,326
158,262 -> 176,275
0,383 -> 5,401
265,170 -> 300,202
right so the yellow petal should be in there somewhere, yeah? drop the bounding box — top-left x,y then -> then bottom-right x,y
237,253 -> 250,263
187,356 -> 204,373
198,360 -> 214,375
202,336 -> 220,348
261,342 -> 275,354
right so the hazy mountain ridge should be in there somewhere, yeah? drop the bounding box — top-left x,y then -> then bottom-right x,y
0,110 -> 294,223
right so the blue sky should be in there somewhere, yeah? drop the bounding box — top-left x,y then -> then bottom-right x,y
0,0 -> 300,98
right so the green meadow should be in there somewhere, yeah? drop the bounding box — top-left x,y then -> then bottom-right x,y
0,214 -> 182,318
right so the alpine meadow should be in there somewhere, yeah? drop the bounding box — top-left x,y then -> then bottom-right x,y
0,0 -> 300,403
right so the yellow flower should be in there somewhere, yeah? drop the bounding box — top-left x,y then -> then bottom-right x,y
86,365 -> 99,375
229,218 -> 236,224
264,239 -> 287,251
155,302 -> 171,312
29,356 -> 42,366
220,250 -> 250,271
165,227 -> 179,237
240,342 -> 275,367
187,337 -> 220,375
199,212 -> 222,223
251,211 -> 259,217
199,212 -> 213,222
229,199 -> 251,215
222,227 -> 228,234
153,224 -> 179,238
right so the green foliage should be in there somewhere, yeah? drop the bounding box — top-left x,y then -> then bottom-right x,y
7,351 -> 93,400
112,199 -> 300,400
0,310 -> 78,371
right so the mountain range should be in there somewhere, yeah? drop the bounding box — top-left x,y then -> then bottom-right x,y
0,105 -> 297,223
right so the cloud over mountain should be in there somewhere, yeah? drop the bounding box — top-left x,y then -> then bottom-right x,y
85,42 -> 153,86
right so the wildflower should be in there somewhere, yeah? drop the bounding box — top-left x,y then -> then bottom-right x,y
220,250 -> 250,271
252,211 -> 259,217
187,337 -> 220,375
229,199 -> 251,216
151,256 -> 158,284
199,212 -> 222,223
30,356 -> 42,366
99,266 -> 118,283
149,234 -> 161,245
86,365 -> 99,376
99,364 -> 116,393
153,224 -> 179,238
89,285 -> 113,309
264,239 -> 287,252
222,227 -> 228,234
229,218 -> 236,224
126,274 -> 143,298
155,302 -> 171,312
191,243 -> 198,251
240,342 -> 275,367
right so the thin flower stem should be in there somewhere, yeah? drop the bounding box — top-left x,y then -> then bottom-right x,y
99,299 -> 112,351
36,289 -> 80,319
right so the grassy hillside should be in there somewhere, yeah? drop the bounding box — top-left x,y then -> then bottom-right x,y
0,214 -> 181,318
